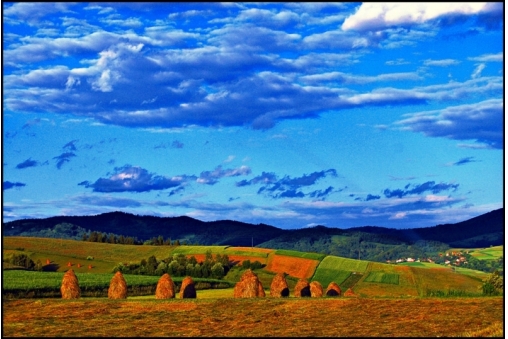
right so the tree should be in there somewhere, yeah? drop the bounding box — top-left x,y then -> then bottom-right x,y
482,271 -> 503,296
211,262 -> 225,279
174,240 -> 180,246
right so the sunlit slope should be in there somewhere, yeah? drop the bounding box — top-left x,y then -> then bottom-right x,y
3,237 -> 488,297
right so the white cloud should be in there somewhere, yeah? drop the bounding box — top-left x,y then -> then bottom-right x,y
423,59 -> 460,67
342,3 -> 492,31
471,63 -> 486,79
468,52 -> 503,62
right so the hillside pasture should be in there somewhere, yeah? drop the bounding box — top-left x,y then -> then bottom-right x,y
410,267 -> 484,296
2,297 -> 503,337
274,249 -> 326,261
314,256 -> 370,273
363,271 -> 399,285
3,237 -> 176,273
170,246 -> 229,255
264,255 -> 320,279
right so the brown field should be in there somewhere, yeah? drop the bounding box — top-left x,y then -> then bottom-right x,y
2,297 -> 502,337
265,255 -> 319,279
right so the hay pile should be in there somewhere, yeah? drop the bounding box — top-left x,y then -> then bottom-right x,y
310,281 -> 323,297
155,273 -> 175,299
344,288 -> 356,297
108,271 -> 128,299
234,269 -> 265,298
270,273 -> 289,297
294,279 -> 311,297
179,276 -> 197,299
326,282 -> 342,297
61,269 -> 80,299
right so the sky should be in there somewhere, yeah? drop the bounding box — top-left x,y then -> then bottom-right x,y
2,2 -> 504,230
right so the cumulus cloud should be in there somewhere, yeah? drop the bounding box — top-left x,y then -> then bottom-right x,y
239,169 -> 338,199
383,181 -> 459,198
395,99 -> 503,149
3,181 -> 26,190
15,158 -> 38,169
342,3 -> 496,31
197,165 -> 251,185
80,165 -> 194,193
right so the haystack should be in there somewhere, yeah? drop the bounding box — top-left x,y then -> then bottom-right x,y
310,281 -> 323,297
294,279 -> 311,297
108,271 -> 128,299
234,269 -> 265,298
155,273 -> 175,299
61,269 -> 80,299
270,273 -> 289,297
179,276 -> 197,299
343,288 -> 356,297
326,282 -> 342,297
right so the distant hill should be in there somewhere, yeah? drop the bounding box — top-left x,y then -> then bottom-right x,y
3,208 -> 503,261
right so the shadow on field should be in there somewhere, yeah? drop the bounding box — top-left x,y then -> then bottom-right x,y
43,263 -> 60,272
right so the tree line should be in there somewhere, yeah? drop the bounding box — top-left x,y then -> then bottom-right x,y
112,250 -> 231,279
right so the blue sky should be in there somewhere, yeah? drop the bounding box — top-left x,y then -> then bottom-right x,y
2,2 -> 504,229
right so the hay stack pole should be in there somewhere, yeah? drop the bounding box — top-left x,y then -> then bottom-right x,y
155,273 -> 175,299
325,282 -> 342,297
108,271 -> 128,299
270,273 -> 289,297
234,269 -> 265,298
61,269 -> 80,299
294,278 -> 311,297
180,276 -> 197,299
309,281 -> 323,297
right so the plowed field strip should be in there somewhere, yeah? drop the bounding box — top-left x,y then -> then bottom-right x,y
265,255 -> 319,279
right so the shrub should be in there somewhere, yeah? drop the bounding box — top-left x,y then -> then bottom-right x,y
9,254 -> 35,270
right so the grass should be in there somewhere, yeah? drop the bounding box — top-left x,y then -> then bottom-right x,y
274,249 -> 326,260
411,267 -> 484,296
363,271 -> 399,285
2,297 -> 503,337
311,269 -> 352,287
170,246 -> 229,255
2,270 -> 233,298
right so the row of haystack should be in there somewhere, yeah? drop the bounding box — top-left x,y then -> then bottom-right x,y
234,270 -> 348,298
61,270 -> 196,299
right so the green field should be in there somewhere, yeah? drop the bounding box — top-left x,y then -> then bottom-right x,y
274,249 -> 326,260
170,246 -> 230,255
315,255 -> 370,273
310,255 -> 370,288
399,261 -> 446,268
363,271 -> 399,285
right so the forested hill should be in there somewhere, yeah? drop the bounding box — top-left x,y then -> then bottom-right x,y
3,208 -> 504,259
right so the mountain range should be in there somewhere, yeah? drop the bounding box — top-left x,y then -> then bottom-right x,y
4,208 -> 503,261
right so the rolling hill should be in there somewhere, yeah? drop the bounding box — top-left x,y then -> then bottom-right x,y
3,208 -> 503,262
